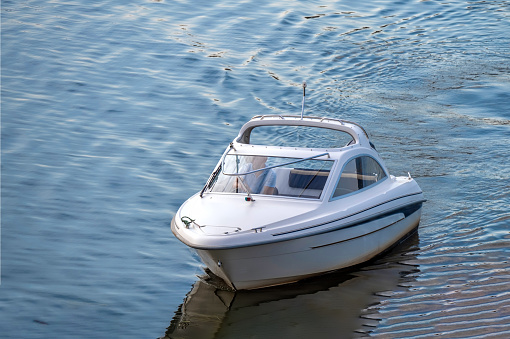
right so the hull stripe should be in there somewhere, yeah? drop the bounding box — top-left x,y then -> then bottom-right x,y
272,192 -> 425,237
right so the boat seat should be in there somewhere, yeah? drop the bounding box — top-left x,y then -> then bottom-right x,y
288,168 -> 328,190
273,168 -> 327,198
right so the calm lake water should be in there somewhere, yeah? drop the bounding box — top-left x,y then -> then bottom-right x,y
2,0 -> 509,338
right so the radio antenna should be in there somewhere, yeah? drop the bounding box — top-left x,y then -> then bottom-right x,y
300,81 -> 306,120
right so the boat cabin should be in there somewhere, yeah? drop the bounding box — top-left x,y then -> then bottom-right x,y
201,115 -> 388,201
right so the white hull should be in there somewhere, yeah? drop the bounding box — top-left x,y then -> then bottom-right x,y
189,207 -> 421,290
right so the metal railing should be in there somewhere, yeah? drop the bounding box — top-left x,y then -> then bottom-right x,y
221,152 -> 330,177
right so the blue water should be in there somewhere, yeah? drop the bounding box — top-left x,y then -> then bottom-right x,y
1,0 -> 509,338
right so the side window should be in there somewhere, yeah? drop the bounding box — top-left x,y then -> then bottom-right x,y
333,156 -> 387,198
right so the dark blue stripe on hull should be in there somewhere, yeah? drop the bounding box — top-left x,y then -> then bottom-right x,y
311,205 -> 421,249
272,194 -> 424,238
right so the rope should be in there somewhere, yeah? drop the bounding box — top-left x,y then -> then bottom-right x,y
180,216 -> 241,232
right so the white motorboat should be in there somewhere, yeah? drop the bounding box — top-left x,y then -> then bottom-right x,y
172,87 -> 425,290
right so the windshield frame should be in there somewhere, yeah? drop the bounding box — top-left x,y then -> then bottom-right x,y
202,152 -> 335,200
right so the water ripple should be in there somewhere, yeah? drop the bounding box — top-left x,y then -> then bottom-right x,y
2,0 -> 509,338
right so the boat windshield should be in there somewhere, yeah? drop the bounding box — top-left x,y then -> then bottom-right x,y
205,155 -> 334,199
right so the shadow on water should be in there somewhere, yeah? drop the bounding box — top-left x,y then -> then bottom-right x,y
160,232 -> 421,339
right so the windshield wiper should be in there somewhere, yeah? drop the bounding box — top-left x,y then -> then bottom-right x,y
200,164 -> 222,198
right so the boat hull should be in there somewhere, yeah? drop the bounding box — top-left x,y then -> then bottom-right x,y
192,206 -> 422,290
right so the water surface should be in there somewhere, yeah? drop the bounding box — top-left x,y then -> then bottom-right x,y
2,0 -> 509,338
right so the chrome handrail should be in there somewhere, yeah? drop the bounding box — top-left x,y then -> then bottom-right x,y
221,152 -> 330,176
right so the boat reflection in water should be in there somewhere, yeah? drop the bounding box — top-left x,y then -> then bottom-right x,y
160,231 -> 420,339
